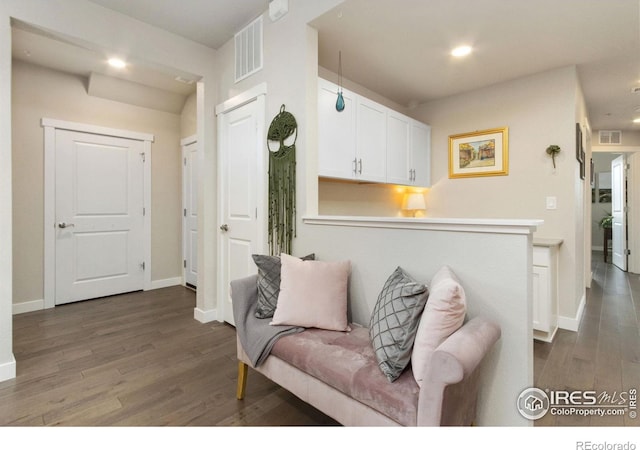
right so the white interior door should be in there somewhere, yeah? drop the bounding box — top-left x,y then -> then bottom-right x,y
218,97 -> 265,325
182,139 -> 198,288
612,154 -> 627,271
55,130 -> 145,304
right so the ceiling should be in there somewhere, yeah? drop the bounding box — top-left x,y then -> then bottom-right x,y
10,0 -> 640,132
312,0 -> 640,132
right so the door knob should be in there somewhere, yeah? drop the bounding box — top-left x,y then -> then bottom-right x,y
58,222 -> 75,229
220,224 -> 229,232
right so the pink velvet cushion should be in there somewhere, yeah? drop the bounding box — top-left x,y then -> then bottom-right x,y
411,265 -> 467,387
270,253 -> 351,331
272,325 -> 420,426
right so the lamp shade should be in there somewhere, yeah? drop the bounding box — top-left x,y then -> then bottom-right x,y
403,192 -> 426,215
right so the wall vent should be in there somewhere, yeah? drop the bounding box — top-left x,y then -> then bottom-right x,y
235,16 -> 263,83
599,130 -> 622,145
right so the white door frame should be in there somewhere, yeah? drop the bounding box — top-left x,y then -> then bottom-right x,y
42,118 -> 154,309
181,133 -> 197,288
215,83 -> 268,322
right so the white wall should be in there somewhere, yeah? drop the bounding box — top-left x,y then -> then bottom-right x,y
0,0 -> 219,382
298,218 -> 536,426
181,92 -> 197,139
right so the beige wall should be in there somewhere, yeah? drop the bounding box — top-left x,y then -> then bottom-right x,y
415,65 -> 587,322
180,92 -> 197,139
314,63 -> 589,324
11,59 -> 183,305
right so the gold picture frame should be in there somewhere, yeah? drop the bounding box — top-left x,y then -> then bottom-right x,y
448,127 -> 509,178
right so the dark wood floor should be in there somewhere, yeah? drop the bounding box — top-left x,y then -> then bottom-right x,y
0,286 -> 337,426
534,251 -> 640,426
3,252 -> 638,428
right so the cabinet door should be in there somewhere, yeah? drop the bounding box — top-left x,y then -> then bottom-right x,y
410,121 -> 431,187
532,265 -> 550,332
318,79 -> 356,180
386,111 -> 412,185
355,97 -> 387,182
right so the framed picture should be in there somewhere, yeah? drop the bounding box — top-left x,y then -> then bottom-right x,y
448,127 -> 509,178
576,123 -> 583,162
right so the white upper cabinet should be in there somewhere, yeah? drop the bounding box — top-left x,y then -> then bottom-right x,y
318,78 -> 357,180
318,77 -> 431,186
410,121 -> 431,187
386,110 -> 412,185
355,96 -> 387,182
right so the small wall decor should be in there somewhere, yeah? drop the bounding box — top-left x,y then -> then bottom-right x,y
448,127 -> 508,178
545,145 -> 561,168
267,104 -> 297,256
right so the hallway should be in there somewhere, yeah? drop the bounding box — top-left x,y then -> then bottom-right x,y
534,251 -> 640,426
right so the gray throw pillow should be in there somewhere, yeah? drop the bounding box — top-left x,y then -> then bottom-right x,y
369,266 -> 429,382
252,253 -> 315,319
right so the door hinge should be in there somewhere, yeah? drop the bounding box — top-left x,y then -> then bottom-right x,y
143,207 -> 146,216
184,157 -> 187,166
140,152 -> 146,162
141,261 -> 146,270
183,259 -> 187,268
184,208 -> 187,217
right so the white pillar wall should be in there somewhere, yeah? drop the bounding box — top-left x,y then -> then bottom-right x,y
0,10 -> 16,382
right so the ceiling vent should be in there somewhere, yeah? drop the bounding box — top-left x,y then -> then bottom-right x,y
632,86 -> 640,94
235,16 -> 263,83
599,130 -> 622,145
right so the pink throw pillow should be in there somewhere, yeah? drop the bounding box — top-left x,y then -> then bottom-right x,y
270,253 -> 351,331
411,265 -> 467,387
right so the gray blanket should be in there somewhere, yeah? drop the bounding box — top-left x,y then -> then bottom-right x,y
231,274 -> 304,367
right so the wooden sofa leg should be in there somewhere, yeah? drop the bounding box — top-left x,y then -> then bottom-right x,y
237,361 -> 248,400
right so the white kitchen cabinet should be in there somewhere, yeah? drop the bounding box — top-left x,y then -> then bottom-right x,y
410,121 -> 431,187
318,77 -> 431,186
532,239 -> 562,343
386,112 -> 432,186
355,96 -> 387,182
318,78 -> 357,180
386,110 -> 411,185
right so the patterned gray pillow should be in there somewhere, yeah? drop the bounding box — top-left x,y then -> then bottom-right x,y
369,266 -> 429,382
252,253 -> 315,319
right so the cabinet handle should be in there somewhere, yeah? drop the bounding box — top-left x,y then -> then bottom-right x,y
358,159 -> 362,174
353,158 -> 357,174
412,169 -> 416,181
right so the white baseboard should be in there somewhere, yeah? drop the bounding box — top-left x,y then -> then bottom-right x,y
13,299 -> 44,315
0,355 -> 16,382
194,307 -> 217,323
558,294 -> 586,332
149,277 -> 182,290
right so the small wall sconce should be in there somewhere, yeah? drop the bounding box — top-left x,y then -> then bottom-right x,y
402,192 -> 426,217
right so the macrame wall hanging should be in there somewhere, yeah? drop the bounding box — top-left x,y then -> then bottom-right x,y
267,104 -> 297,256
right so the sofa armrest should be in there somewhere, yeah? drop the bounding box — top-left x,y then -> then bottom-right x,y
417,316 -> 501,426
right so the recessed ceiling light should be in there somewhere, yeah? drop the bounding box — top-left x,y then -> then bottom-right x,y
107,58 -> 127,69
633,118 -> 640,123
451,45 -> 472,57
